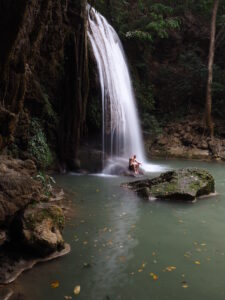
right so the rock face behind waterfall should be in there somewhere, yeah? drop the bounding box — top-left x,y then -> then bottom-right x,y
123,168 -> 215,201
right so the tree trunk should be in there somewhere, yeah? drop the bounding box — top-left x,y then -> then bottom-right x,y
205,0 -> 219,139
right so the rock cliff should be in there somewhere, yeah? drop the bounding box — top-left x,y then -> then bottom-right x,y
0,0 -> 89,168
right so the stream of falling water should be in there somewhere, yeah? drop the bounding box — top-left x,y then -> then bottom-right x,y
87,6 -> 164,173
87,6 -> 145,165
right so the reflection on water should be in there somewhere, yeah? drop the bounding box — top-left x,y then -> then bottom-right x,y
16,159 -> 225,300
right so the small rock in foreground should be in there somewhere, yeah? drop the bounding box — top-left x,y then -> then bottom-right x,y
18,203 -> 65,256
123,168 -> 215,201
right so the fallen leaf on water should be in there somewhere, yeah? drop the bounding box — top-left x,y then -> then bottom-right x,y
50,280 -> 59,288
83,241 -> 88,245
74,285 -> 81,295
138,269 -> 143,273
201,243 -> 207,246
184,252 -> 192,258
118,255 -> 126,262
107,240 -> 113,246
64,296 -> 72,300
195,260 -> 201,265
83,262 -> 91,268
182,282 -> 189,289
150,273 -> 159,280
165,266 -> 176,272
152,252 -> 156,256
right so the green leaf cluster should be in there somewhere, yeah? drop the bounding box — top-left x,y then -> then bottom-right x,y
28,118 -> 53,169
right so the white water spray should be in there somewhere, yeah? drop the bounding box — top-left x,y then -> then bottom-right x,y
87,6 -> 164,173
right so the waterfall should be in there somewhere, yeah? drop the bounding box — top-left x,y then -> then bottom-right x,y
87,6 -> 146,167
87,6 -> 166,174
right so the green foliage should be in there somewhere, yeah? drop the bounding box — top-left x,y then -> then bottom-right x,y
121,2 -> 180,42
126,30 -> 153,42
94,0 -> 225,129
36,171 -> 55,197
142,114 -> 162,134
42,91 -> 58,124
28,118 -> 53,169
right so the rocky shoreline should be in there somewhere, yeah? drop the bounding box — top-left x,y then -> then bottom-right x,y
145,115 -> 225,161
0,155 -> 70,298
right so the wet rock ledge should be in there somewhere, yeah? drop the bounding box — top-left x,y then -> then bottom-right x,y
123,168 -> 215,201
0,155 -> 70,286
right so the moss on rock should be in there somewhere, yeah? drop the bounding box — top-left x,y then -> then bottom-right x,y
124,168 -> 215,201
20,203 -> 65,256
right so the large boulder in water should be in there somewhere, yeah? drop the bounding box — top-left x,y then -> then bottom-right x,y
18,203 -> 65,256
123,168 -> 215,201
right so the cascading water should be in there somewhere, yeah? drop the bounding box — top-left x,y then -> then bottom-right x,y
87,6 -> 164,173
88,6 -> 145,161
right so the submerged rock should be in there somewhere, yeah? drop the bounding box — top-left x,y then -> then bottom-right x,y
123,168 -> 215,201
19,203 -> 65,256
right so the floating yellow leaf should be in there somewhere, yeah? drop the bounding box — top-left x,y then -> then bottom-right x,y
74,285 -> 81,295
201,243 -> 207,247
182,283 -> 189,289
64,296 -> 72,300
184,252 -> 192,258
83,241 -> 88,245
150,273 -> 159,280
165,266 -> 176,272
138,269 -> 143,273
195,260 -> 201,265
51,280 -> 59,288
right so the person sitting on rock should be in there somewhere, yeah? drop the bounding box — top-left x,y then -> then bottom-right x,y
129,155 -> 141,174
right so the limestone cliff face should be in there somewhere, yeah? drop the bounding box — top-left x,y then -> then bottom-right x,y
0,0 -> 89,168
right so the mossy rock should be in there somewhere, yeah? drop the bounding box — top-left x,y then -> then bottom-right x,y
123,168 -> 215,201
20,203 -> 65,256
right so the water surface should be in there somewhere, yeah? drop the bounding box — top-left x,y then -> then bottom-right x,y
17,160 -> 225,300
